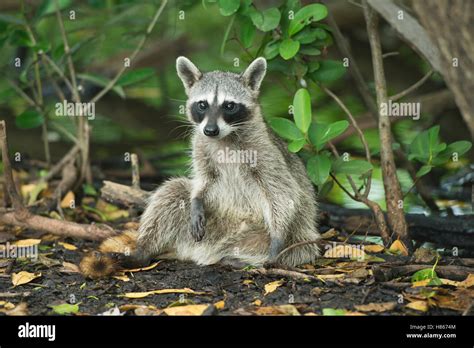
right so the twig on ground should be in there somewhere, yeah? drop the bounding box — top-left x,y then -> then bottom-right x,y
248,267 -> 319,282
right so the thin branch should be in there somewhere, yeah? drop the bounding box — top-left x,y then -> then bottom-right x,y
55,0 -> 80,103
326,10 -> 378,117
322,86 -> 373,197
89,0 -> 168,104
39,144 -> 80,182
40,53 -> 75,97
390,69 -> 433,101
7,79 -> 37,108
330,173 -> 357,201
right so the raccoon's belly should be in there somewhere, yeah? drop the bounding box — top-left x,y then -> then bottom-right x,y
203,169 -> 265,221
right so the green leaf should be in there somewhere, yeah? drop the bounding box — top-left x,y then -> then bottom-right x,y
409,126 -> 445,163
293,28 -> 319,44
9,29 -> 33,47
318,179 -> 334,198
78,74 -> 125,99
249,8 -> 263,28
446,141 -> 472,156
16,110 -> 44,129
268,117 -> 304,140
240,16 -> 255,48
332,159 -> 373,176
27,182 -> 48,205
309,59 -> 346,82
293,88 -> 311,133
416,165 -> 432,178
218,0 -> 240,16
263,40 -> 280,60
432,141 -> 472,165
249,8 -> 281,32
322,308 -> 346,316
411,268 -> 438,283
307,154 -> 331,187
238,0 -> 253,15
307,61 -> 320,72
308,121 -> 349,151
288,4 -> 328,37
83,183 -> 98,196
279,39 -> 300,60
259,8 -> 281,32
116,68 -> 155,87
49,303 -> 79,315
288,138 -> 306,153
36,0 -> 73,17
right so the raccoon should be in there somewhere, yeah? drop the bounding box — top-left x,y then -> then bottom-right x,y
80,57 -> 320,278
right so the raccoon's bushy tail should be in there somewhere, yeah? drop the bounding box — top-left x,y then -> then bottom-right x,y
79,230 -> 140,279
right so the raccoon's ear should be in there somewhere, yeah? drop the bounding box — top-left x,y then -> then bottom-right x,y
176,56 -> 202,93
241,57 -> 267,92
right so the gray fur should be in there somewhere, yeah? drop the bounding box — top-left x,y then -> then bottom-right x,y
136,57 -> 320,267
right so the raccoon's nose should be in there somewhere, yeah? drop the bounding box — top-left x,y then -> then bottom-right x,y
204,125 -> 219,137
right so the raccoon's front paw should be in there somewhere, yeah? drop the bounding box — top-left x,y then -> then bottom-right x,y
191,212 -> 205,241
190,198 -> 206,242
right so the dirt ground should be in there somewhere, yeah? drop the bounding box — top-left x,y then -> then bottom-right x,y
1,229 -> 471,316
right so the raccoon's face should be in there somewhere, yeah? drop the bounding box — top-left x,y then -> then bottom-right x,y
176,56 -> 266,139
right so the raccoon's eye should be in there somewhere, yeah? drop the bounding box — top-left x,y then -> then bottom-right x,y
223,102 -> 238,113
197,101 -> 208,112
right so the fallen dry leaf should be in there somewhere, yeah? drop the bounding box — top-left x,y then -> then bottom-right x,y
0,301 -> 15,310
123,288 -> 207,299
3,302 -> 28,316
264,280 -> 284,296
243,279 -> 254,286
12,271 -> 41,287
163,304 -> 210,316
434,289 -> 473,312
389,240 -> 409,256
252,304 -> 300,316
406,300 -> 429,312
60,191 -> 75,209
59,262 -> 80,274
459,274 -> 474,288
252,299 -> 262,306
135,307 -> 163,316
12,239 -> 41,247
320,228 -> 338,239
123,261 -> 160,273
214,300 -> 225,310
363,244 -> 384,253
355,302 -> 397,312
119,304 -> 158,312
113,274 -> 130,282
58,242 -> 77,251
